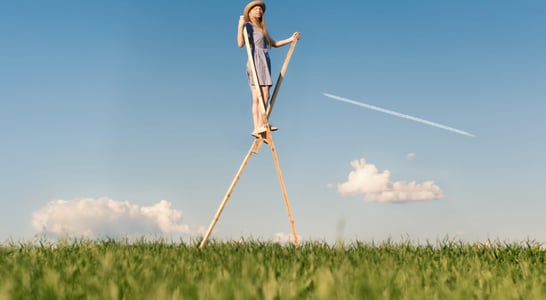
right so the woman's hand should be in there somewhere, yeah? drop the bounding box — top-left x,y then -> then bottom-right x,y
292,32 -> 301,41
238,15 -> 246,28
237,15 -> 246,47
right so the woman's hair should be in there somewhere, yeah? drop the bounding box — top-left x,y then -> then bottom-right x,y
249,15 -> 273,47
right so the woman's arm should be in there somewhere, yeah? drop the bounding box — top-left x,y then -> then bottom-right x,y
271,32 -> 300,48
237,16 -> 246,48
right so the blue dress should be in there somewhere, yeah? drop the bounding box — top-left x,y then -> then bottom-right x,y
245,23 -> 272,86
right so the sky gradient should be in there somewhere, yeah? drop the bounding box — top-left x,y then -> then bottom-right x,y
1,1 -> 545,243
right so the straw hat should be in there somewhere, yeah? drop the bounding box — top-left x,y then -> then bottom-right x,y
244,1 -> 266,21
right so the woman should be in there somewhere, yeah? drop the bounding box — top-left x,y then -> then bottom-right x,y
237,1 -> 300,137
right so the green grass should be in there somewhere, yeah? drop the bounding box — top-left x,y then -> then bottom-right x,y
0,239 -> 544,299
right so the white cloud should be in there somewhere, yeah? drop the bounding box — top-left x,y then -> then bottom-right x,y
406,153 -> 416,160
337,159 -> 444,203
272,232 -> 300,244
32,197 -> 196,239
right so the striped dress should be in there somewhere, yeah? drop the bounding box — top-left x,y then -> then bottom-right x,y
245,22 -> 272,86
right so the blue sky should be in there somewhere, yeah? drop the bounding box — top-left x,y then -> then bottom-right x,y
1,1 -> 545,243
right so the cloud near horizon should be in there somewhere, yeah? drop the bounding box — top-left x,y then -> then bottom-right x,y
338,159 -> 444,203
32,197 -> 197,239
272,232 -> 301,244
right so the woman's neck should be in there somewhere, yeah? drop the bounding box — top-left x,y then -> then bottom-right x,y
250,17 -> 262,26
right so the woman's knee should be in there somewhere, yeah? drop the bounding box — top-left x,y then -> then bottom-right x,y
261,87 -> 270,100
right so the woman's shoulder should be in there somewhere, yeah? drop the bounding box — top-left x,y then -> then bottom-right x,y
244,22 -> 255,31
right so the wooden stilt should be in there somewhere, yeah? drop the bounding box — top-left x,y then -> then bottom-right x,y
267,38 -> 298,118
243,26 -> 267,116
264,130 -> 300,246
199,140 -> 261,249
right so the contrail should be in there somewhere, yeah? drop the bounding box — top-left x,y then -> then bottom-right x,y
323,93 -> 476,137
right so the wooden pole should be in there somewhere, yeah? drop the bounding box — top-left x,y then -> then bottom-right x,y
267,38 -> 298,118
243,26 -> 267,116
199,140 -> 261,249
264,131 -> 300,247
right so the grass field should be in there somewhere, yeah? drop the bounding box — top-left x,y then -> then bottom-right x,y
0,239 -> 544,299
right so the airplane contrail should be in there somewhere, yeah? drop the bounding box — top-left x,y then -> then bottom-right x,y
323,92 -> 476,137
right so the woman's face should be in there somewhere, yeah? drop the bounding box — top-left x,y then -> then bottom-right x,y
249,5 -> 264,19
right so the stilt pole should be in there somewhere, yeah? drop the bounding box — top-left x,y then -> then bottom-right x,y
243,26 -> 267,116
264,131 -> 300,246
199,139 -> 261,249
267,38 -> 298,118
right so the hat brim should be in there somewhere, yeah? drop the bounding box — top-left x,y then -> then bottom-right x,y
243,1 -> 266,21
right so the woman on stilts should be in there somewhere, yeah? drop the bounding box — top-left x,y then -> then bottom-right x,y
237,1 -> 300,137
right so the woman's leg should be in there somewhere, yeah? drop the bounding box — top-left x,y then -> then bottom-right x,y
251,88 -> 260,131
259,85 -> 270,125
251,85 -> 270,132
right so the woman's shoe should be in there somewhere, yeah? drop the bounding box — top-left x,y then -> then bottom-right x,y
252,126 -> 265,137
